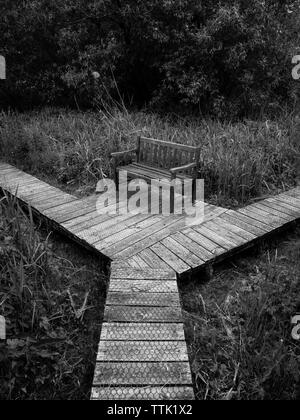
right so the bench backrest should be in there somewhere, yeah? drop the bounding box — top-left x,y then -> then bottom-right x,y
137,137 -> 200,173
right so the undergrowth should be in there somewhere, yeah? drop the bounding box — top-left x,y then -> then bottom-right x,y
0,107 -> 298,207
182,226 -> 300,400
0,191 -> 108,400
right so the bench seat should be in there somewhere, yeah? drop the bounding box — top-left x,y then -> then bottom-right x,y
117,163 -> 193,183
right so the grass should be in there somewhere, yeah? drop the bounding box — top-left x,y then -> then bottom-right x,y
0,191 -> 108,400
0,107 -> 298,207
0,106 -> 299,400
181,225 -> 300,400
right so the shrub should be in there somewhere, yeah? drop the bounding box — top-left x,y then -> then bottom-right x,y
183,229 -> 300,400
1,0 -> 299,116
0,191 -> 107,399
0,108 -> 298,206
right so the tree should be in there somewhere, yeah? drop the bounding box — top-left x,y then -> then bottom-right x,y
0,0 -> 299,116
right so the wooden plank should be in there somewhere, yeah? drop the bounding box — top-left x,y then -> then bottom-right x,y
110,268 -> 176,280
0,163 -> 25,170
91,386 -> 194,400
0,173 -> 41,187
250,202 -> 293,222
86,212 -> 156,242
109,280 -> 178,293
111,216 -> 187,259
139,136 -> 199,152
77,213 -> 156,246
182,227 -> 226,257
1,178 -> 51,195
202,220 -> 248,247
68,212 -> 115,236
283,187 -> 300,199
170,232 -> 208,263
203,205 -> 228,222
111,260 -> 131,268
46,198 -> 98,223
150,242 -> 191,273
137,248 -> 170,269
224,210 -> 271,233
128,255 -> 150,269
266,197 -> 300,214
219,211 -> 266,237
161,236 -> 201,268
255,200 -> 298,219
106,292 -> 180,307
238,204 -> 289,226
193,225 -> 237,250
1,177 -> 49,192
63,200 -> 129,234
31,191 -> 77,207
24,187 -> 63,202
100,323 -> 185,341
238,206 -> 288,228
33,195 -> 79,212
212,216 -> 257,242
1,178 -> 48,195
104,306 -> 183,323
96,215 -> 164,251
276,194 -> 300,209
127,257 -> 143,269
0,168 -> 37,181
93,362 -> 192,386
97,341 -> 189,362
123,163 -> 170,180
0,163 -> 19,170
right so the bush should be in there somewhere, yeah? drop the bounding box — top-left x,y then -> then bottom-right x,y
0,108 -> 298,206
0,0 -> 299,116
0,191 -> 107,399
183,228 -> 300,400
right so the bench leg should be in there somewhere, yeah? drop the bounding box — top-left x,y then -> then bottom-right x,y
170,185 -> 174,214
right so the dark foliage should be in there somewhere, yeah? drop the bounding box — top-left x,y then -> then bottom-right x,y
0,193 -> 108,400
0,0 -> 299,116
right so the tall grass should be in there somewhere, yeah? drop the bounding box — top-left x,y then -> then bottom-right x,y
182,228 -> 300,400
0,190 -> 107,399
0,107 -> 298,206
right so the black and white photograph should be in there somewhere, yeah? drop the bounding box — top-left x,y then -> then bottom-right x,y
0,0 -> 299,404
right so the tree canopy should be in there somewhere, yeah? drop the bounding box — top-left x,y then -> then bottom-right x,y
0,0 -> 299,117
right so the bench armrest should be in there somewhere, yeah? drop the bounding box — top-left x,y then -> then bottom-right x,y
169,162 -> 197,176
110,148 -> 138,159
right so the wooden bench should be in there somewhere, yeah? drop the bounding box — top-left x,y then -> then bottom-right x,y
111,136 -> 201,187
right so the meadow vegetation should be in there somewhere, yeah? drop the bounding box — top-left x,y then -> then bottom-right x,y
0,107 -> 299,207
0,191 -> 108,400
0,0 -> 299,402
182,225 -> 300,400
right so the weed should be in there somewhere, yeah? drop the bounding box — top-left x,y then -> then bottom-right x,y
0,191 -> 108,400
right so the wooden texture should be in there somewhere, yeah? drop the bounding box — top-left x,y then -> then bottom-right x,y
93,266 -> 193,400
93,362 -> 192,385
91,386 -> 195,400
1,163 -> 299,401
114,136 -> 200,191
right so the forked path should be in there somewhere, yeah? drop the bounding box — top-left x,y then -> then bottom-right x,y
0,162 -> 299,400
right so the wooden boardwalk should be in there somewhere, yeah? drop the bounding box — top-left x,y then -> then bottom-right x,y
0,162 -> 299,400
